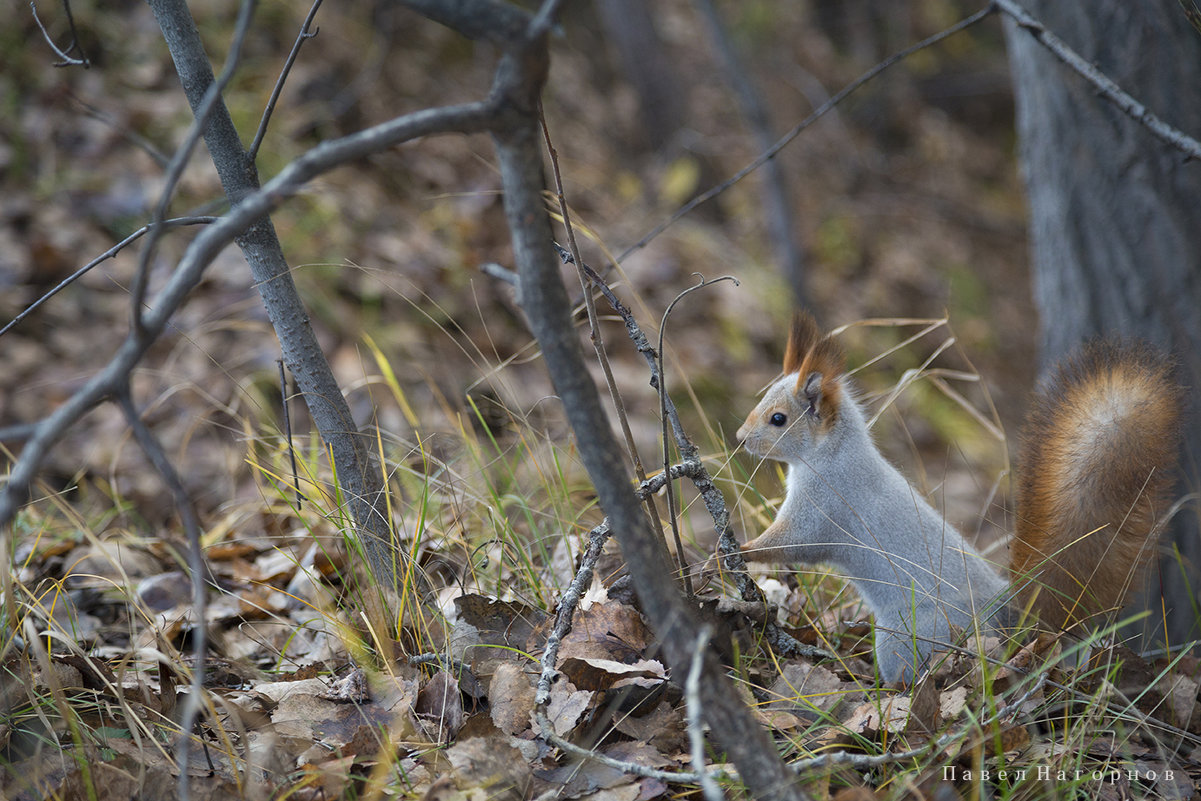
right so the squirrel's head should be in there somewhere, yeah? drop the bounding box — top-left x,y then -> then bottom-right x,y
737,312 -> 846,462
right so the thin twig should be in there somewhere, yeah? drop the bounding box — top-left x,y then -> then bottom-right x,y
538,105 -> 665,554
1182,0 -> 1201,35
622,0 -> 1201,265
686,627 -> 725,801
553,245 -> 694,451
532,519 -> 715,785
400,0 -> 533,46
535,521 -> 611,704
0,217 -> 215,341
71,96 -> 172,166
30,0 -> 90,67
539,715 -> 709,783
657,276 -> 738,596
533,461 -> 708,706
114,385 -> 209,800
248,0 -> 323,163
152,0 -> 503,596
0,423 -> 40,443
278,359 -> 302,511
618,3 -> 997,263
408,652 -> 469,674
546,249 -> 820,659
527,0 -> 568,39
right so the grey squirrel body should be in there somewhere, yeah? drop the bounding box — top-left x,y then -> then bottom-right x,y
731,313 -> 1182,682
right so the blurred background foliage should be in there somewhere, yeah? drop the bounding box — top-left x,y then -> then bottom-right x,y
1,0 -> 1033,561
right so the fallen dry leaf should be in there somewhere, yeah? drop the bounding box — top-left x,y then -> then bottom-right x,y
843,695 -> 912,738
545,676 -> 593,737
416,670 -> 466,743
319,667 -> 370,703
135,571 -> 193,611
488,661 -> 537,736
455,594 -> 548,650
581,782 -> 642,801
612,700 -> 688,754
939,686 -> 969,720
765,661 -> 848,722
452,594 -> 549,674
441,733 -> 532,801
550,600 -> 654,665
559,655 -> 665,692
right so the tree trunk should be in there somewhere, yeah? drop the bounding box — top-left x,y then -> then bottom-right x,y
149,0 -> 401,592
593,0 -> 687,153
1004,0 -> 1201,647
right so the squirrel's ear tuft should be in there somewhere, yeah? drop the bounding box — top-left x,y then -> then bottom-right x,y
799,330 -> 846,387
783,312 -> 846,381
783,313 -> 822,374
782,312 -> 846,424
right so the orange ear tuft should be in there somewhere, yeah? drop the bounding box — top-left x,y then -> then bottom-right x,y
798,334 -> 846,386
781,313 -> 847,426
783,312 -> 822,374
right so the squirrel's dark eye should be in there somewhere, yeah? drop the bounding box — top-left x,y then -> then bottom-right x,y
769,412 -> 787,427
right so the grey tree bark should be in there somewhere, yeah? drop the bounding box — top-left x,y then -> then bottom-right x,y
479,11 -> 807,798
1004,0 -> 1201,647
148,0 -> 402,593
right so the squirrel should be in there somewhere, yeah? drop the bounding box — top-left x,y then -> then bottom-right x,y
719,312 -> 1183,682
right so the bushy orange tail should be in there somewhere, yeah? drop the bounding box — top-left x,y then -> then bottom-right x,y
1012,341 -> 1183,631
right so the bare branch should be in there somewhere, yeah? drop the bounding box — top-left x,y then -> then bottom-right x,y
147,0 -> 503,593
552,245 -> 694,452
686,628 -> 724,801
248,0 -> 324,163
544,249 -> 821,660
399,0 -> 532,46
278,360 -> 303,511
539,108 -> 665,550
657,275 -> 739,596
0,216 -> 215,341
71,96 -> 172,166
620,0 -> 1201,267
995,0 -> 1201,160
0,423 -> 39,443
30,0 -> 90,68
527,0 -> 568,38
0,98 -> 498,531
1182,0 -> 1201,35
531,516 -> 715,786
480,7 -> 807,796
114,385 -> 210,798
535,520 -> 610,705
525,454 -> 831,785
